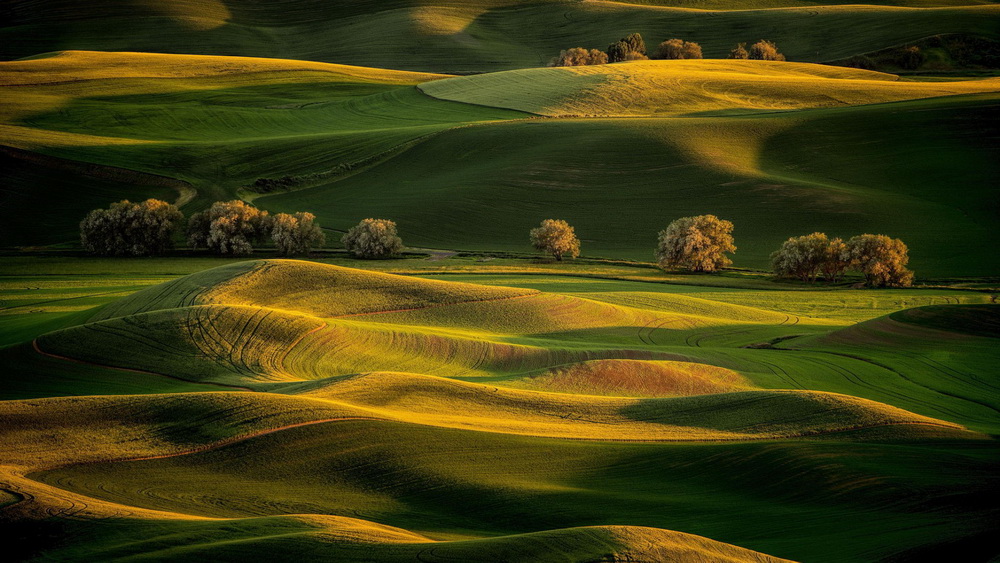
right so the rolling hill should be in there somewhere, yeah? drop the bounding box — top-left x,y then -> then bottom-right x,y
3,52 -> 997,275
3,0 -> 999,72
3,259 -> 998,562
2,3 -> 999,560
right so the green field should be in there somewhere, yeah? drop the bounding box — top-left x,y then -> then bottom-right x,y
2,1 -> 999,561
1,258 -> 997,561
4,1 -> 1000,71
3,52 -> 998,275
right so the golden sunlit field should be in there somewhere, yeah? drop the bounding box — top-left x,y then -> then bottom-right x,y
2,1 -> 999,561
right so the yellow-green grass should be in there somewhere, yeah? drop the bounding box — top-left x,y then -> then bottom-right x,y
18,417 -> 997,562
511,358 -> 754,396
92,259 -> 537,322
262,93 -> 1000,276
3,1 -> 999,71
5,258 -> 999,561
8,261 -> 995,433
26,260 -> 997,435
421,60 -> 1000,117
3,52 -> 997,276
426,273 -> 993,322
13,517 -> 794,563
0,51 -> 526,244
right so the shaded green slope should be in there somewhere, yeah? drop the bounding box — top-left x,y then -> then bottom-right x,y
3,1 -> 999,72
0,52 -> 527,243
261,94 -> 1000,276
16,516 -> 794,562
0,147 -> 185,247
31,418 -> 999,562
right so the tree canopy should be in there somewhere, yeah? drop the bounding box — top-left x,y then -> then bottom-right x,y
748,40 -> 786,61
549,48 -> 608,67
271,212 -> 326,256
530,219 -> 581,261
771,232 -> 837,283
80,198 -> 182,256
655,39 -> 703,60
656,215 -> 736,272
341,218 -> 404,259
187,200 -> 271,256
728,43 -> 749,59
608,33 -> 648,62
846,234 -> 914,287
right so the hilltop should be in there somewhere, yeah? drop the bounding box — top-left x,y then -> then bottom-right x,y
3,0 -> 999,72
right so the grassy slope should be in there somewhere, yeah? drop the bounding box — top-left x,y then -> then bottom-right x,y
262,93 -> 1000,276
3,53 -> 996,275
0,51 -> 526,244
420,60 -> 1000,116
2,1 -> 999,71
3,259 -> 998,561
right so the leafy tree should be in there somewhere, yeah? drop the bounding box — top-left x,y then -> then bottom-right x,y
271,212 -> 326,256
841,55 -> 876,70
656,215 -> 736,272
608,33 -> 648,62
655,39 -> 703,60
748,40 -> 786,61
845,234 -> 914,287
897,46 -> 924,70
529,219 -> 580,261
549,47 -> 608,67
728,43 -> 749,60
771,232 -> 829,282
341,218 -> 404,259
621,33 -> 646,55
80,198 -> 182,256
821,237 -> 849,283
187,200 -> 271,255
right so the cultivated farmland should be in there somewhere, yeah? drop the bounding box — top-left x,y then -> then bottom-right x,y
1,1 -> 998,561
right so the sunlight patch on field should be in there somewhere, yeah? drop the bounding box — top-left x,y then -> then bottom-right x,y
421,60 -> 1000,117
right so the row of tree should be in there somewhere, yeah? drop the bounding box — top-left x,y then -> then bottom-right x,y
82,202 -> 913,286
529,216 -> 913,287
81,199 -> 405,259
771,232 -> 913,287
550,33 -> 785,66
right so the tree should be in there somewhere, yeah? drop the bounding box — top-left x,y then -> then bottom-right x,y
271,212 -> 326,256
341,218 -> 404,259
821,237 -> 849,283
608,33 -> 648,62
748,40 -> 785,61
845,234 -> 914,287
529,219 -> 580,261
80,198 -> 183,256
771,233 -> 829,282
187,200 -> 271,255
549,47 -> 608,67
897,46 -> 924,70
656,215 -> 735,273
728,43 -> 749,60
655,39 -> 703,60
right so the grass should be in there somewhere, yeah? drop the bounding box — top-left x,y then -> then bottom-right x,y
0,51 -> 526,245
262,94 -> 1000,276
2,3 -> 999,558
2,258 -> 997,561
2,52 -> 997,276
420,60 -> 1000,117
3,2 -> 999,71
22,419 -> 999,562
